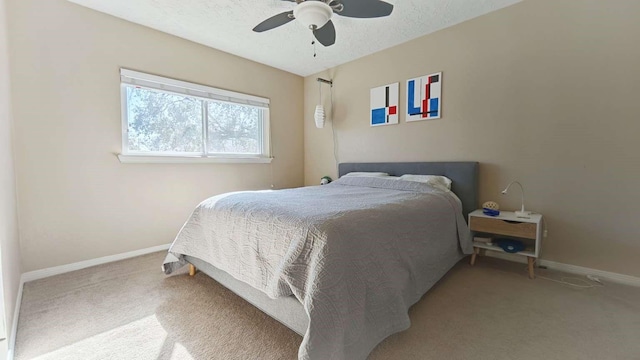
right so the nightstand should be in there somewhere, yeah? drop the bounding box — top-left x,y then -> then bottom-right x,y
468,210 -> 543,279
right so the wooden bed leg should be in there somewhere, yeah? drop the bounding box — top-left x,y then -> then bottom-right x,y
527,257 -> 535,279
470,247 -> 479,266
189,264 -> 196,277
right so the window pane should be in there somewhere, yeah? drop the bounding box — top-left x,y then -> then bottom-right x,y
126,86 -> 203,153
207,102 -> 261,154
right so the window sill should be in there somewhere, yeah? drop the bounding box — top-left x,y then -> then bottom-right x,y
117,154 -> 273,164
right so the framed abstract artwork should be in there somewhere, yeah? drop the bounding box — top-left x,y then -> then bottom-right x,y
406,72 -> 442,122
370,82 -> 399,126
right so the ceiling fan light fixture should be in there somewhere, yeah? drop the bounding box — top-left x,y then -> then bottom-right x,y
293,1 -> 333,30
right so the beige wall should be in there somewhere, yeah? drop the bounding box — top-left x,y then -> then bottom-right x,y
305,0 -> 640,276
7,0 -> 304,272
0,0 -> 22,345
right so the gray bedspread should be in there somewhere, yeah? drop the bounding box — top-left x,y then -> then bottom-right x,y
163,177 -> 472,360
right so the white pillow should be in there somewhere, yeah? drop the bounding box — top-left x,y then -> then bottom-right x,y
399,174 -> 452,191
342,172 -> 389,178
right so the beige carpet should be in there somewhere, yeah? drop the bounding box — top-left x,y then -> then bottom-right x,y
15,252 -> 640,360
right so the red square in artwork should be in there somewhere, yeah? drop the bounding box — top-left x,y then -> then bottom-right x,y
388,106 -> 397,115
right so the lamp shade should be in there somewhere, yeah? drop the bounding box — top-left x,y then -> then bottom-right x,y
314,105 -> 325,128
293,1 -> 332,30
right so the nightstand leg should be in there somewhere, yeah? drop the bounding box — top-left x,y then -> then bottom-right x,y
527,257 -> 535,279
470,247 -> 479,266
189,264 -> 196,277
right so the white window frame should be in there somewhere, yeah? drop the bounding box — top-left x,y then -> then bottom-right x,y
118,69 -> 272,164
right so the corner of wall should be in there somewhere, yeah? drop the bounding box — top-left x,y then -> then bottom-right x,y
1,0 -> 25,354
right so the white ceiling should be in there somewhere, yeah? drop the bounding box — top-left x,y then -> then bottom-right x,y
67,0 -> 521,77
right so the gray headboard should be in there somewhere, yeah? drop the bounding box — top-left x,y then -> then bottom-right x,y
338,162 -> 479,218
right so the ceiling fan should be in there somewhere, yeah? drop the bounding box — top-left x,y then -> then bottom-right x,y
253,0 -> 394,47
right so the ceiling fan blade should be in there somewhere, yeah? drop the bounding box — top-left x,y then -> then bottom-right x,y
252,11 -> 295,32
338,0 -> 394,18
313,20 -> 336,47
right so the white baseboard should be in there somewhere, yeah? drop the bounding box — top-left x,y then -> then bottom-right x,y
485,252 -> 640,287
539,259 -> 640,287
8,243 -> 171,360
21,244 -> 171,283
7,280 -> 22,360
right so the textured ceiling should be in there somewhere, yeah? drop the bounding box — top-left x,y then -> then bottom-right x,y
67,0 -> 522,77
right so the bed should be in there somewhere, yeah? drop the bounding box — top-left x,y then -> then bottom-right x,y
163,161 -> 478,359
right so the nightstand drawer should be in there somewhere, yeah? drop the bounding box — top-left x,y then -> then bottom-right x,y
469,217 -> 537,239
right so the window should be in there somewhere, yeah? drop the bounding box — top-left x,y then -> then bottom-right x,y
119,69 -> 271,163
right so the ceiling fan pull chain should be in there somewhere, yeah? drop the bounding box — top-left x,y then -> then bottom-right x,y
311,35 -> 317,58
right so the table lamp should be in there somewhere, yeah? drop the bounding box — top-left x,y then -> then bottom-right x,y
501,181 -> 531,218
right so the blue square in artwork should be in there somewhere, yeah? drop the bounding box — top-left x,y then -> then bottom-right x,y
371,108 -> 386,125
429,98 -> 439,117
